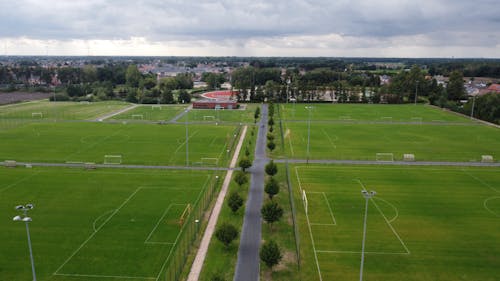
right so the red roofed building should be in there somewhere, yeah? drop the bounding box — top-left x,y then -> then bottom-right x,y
479,83 -> 500,95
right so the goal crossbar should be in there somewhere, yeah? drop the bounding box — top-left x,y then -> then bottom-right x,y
31,112 -> 43,118
104,155 -> 122,164
203,115 -> 216,121
376,153 -> 394,162
131,114 -> 144,119
201,157 -> 219,166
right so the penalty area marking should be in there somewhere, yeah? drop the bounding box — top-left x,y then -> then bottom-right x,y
144,203 -> 186,245
483,196 -> 500,217
53,273 -> 156,280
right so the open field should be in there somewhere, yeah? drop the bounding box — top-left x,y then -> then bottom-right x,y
281,121 -> 500,162
0,100 -> 130,120
0,122 -> 238,166
0,92 -> 52,105
110,105 -> 187,121
292,164 -> 500,281
0,166 -> 219,281
280,103 -> 475,123
180,104 -> 258,123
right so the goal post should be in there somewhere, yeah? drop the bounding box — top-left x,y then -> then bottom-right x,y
481,155 -> 494,163
178,203 -> 192,226
104,155 -> 122,164
403,154 -> 415,161
203,115 -> 216,121
411,117 -> 423,124
31,112 -> 43,118
376,153 -> 394,162
151,105 -> 162,110
201,157 -> 219,166
381,116 -> 393,122
302,190 -> 308,215
131,114 -> 144,120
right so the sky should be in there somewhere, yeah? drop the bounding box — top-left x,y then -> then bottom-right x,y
0,0 -> 499,57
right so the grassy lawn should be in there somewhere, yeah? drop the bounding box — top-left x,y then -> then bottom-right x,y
110,104 -> 187,121
0,122 -> 239,166
291,164 -> 500,281
0,166 -> 215,281
0,100 -> 130,121
281,122 -> 500,162
280,103 -> 474,123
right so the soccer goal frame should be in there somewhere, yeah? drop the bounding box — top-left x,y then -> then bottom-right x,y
31,112 -> 43,118
403,154 -> 415,162
79,101 -> 91,104
376,153 -> 394,162
178,204 -> 192,226
381,116 -> 393,122
411,117 -> 423,124
104,155 -> 122,164
203,115 -> 216,121
131,114 -> 144,120
481,155 -> 494,163
302,190 -> 308,215
151,105 -> 162,110
201,157 -> 219,166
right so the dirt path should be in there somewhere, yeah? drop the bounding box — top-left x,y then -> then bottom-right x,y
187,125 -> 248,281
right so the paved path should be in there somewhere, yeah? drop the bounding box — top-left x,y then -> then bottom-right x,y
170,105 -> 192,122
275,159 -> 500,167
234,104 -> 268,281
2,161 -> 238,171
187,126 -> 248,281
95,103 -> 138,121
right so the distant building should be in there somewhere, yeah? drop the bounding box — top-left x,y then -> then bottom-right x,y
479,84 -> 500,95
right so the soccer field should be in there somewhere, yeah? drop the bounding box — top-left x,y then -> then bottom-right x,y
292,164 -> 500,281
282,122 -> 500,162
0,122 -> 238,166
1,167 -> 220,281
110,104 -> 187,121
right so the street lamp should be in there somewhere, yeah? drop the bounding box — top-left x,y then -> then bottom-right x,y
13,204 -> 37,281
305,106 -> 314,164
414,80 -> 419,105
470,94 -> 476,119
360,190 -> 376,281
185,109 -> 189,166
286,78 -> 291,104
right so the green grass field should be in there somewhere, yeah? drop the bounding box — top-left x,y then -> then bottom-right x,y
282,122 -> 500,161
0,167 -> 217,281
0,122 -> 238,166
292,164 -> 500,281
110,105 -> 187,121
0,100 -> 130,121
180,104 -> 258,123
280,103 -> 474,123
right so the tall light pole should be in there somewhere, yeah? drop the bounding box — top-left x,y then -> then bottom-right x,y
470,94 -> 476,119
286,78 -> 290,104
185,109 -> 189,166
13,204 -> 37,281
360,190 -> 376,281
305,106 -> 314,164
414,80 -> 419,105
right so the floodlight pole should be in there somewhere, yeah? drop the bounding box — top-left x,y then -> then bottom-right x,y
286,78 -> 290,104
305,106 -> 314,164
13,204 -> 37,281
360,191 -> 376,281
185,109 -> 189,166
470,94 -> 476,119
414,80 -> 419,105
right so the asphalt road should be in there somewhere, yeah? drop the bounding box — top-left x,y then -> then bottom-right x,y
234,104 -> 268,281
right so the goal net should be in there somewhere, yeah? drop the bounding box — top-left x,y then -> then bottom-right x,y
203,115 -> 216,121
31,112 -> 43,118
481,155 -> 494,163
381,116 -> 393,122
201,157 -> 219,166
178,204 -> 192,226
131,114 -> 144,120
411,117 -> 423,124
151,105 -> 162,110
104,155 -> 122,164
376,153 -> 394,162
403,154 -> 415,161
302,190 -> 308,215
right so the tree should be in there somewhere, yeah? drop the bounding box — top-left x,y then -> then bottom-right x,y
227,191 -> 244,213
233,171 -> 248,187
267,133 -> 275,141
265,160 -> 278,176
254,107 -> 261,120
261,201 -> 283,229
447,70 -> 466,101
178,90 -> 191,103
267,141 -> 276,151
239,157 -> 252,172
210,272 -> 226,281
268,117 -> 274,127
215,223 -> 238,248
125,64 -> 142,88
265,177 -> 280,200
260,240 -> 282,269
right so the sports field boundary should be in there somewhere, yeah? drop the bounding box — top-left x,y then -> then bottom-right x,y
276,159 -> 500,167
186,125 -> 248,281
427,104 -> 500,129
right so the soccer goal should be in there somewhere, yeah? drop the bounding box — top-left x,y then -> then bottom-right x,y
178,204 -> 192,226
203,115 -> 216,121
339,116 -> 353,121
481,155 -> 494,163
79,101 -> 91,104
376,153 -> 394,162
4,160 -> 17,168
151,105 -> 162,110
131,114 -> 144,120
403,154 -> 415,161
84,162 -> 97,170
104,155 -> 122,164
302,190 -> 308,214
411,117 -> 423,124
201,157 -> 219,166
31,112 -> 43,118
381,116 -> 393,122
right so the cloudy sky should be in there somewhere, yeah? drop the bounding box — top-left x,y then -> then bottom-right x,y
1,0 -> 499,57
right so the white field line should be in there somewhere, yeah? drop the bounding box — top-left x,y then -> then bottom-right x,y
296,168 -> 323,281
64,127 -> 126,162
316,250 -> 409,255
54,187 -> 142,275
374,197 -> 399,223
370,198 -> 410,254
96,104 -> 139,121
92,209 -> 115,232
462,169 -> 500,193
172,130 -> 200,154
295,166 -> 500,173
483,196 -> 500,217
0,170 -> 41,194
323,192 -> 337,225
53,272 -> 155,280
144,204 -> 175,243
186,126 -> 247,281
321,128 -> 337,149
